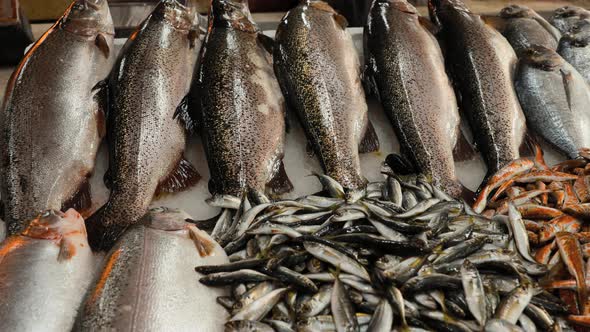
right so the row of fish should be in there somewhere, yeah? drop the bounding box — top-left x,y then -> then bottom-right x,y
195,159 -> 577,331
0,207 -> 227,331
473,149 -> 590,325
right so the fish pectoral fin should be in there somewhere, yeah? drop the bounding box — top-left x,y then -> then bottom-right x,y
155,156 -> 201,196
91,79 -> 109,137
61,179 -> 92,217
188,225 -> 217,257
358,121 -> 380,154
480,15 -> 507,33
57,237 -> 76,262
560,69 -> 575,112
452,130 -> 477,162
95,33 -> 111,59
418,16 -> 440,35
173,95 -> 196,134
257,33 -> 275,55
266,160 -> 294,196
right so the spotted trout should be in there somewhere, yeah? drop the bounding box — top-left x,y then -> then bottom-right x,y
0,0 -> 115,235
365,0 -> 467,198
191,0 -> 292,199
429,0 -> 528,176
75,208 -> 228,331
86,0 -> 202,250
274,0 -> 379,192
0,209 -> 95,331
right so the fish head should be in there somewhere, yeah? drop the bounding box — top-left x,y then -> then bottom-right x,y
562,20 -> 590,47
388,0 -> 418,15
210,0 -> 257,33
428,0 -> 471,26
61,0 -> 115,37
554,6 -> 588,19
153,0 -> 200,31
21,209 -> 87,241
142,207 -> 194,231
500,4 -> 534,19
521,45 -> 564,71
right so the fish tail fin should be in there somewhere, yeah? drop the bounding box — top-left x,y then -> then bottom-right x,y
519,131 -> 538,158
85,205 -> 126,252
266,160 -> 293,196
359,120 -> 380,153
459,183 -> 476,205
155,156 -> 201,197
62,178 -> 92,218
452,129 -> 477,162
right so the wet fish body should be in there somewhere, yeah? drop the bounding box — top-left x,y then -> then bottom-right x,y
0,0 -> 116,234
430,0 -> 527,175
274,0 -> 378,191
558,21 -> 590,86
550,6 -> 590,35
0,209 -> 95,331
75,208 -> 228,331
87,0 -> 201,250
499,5 -> 560,55
515,45 -> 590,159
192,0 -> 290,197
365,0 -> 464,198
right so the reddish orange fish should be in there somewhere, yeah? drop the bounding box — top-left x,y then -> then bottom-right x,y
556,232 -> 588,314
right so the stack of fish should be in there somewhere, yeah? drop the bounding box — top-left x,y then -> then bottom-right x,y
474,148 -> 590,327
196,161 -> 574,331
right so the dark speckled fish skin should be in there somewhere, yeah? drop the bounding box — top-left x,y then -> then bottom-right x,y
86,0 -> 201,250
0,0 -> 115,235
365,0 -> 463,198
500,5 -> 561,56
192,0 -> 289,198
515,46 -> 590,159
430,0 -> 527,175
274,0 -> 376,191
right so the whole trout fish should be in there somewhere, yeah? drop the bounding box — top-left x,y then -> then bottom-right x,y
76,208 -> 228,331
0,209 -> 95,331
429,0 -> 528,176
191,0 -> 291,198
515,45 -> 590,159
87,0 -> 201,250
274,0 -> 379,192
558,21 -> 590,86
499,4 -> 561,55
365,0 -> 465,198
550,6 -> 590,35
0,0 -> 115,235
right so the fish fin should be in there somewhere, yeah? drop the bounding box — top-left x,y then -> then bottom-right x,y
519,132 -> 538,158
62,179 -> 92,217
362,64 -> 380,101
266,160 -> 293,195
186,211 -> 223,231
91,80 -> 109,138
57,237 -> 76,262
481,15 -> 507,32
306,141 -> 316,157
188,225 -> 217,257
460,185 -> 476,204
333,13 -> 348,30
173,95 -> 196,134
257,33 -> 275,54
452,130 -> 477,162
418,16 -> 440,35
560,69 -> 575,111
156,156 -> 201,196
385,153 -> 416,175
103,168 -> 113,189
95,33 -> 111,59
358,121 -> 380,153
188,29 -> 199,49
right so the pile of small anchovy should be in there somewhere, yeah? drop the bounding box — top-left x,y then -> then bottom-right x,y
474,148 -> 590,327
195,160 -> 575,332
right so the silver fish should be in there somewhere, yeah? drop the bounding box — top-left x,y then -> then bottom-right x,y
485,318 -> 525,332
430,0 -> 527,175
493,283 -> 534,324
193,0 -> 291,197
558,21 -> 590,86
0,209 -> 95,331
274,0 -> 379,191
367,299 -> 393,332
76,208 -> 228,331
499,4 -> 561,55
550,6 -> 590,35
461,260 -> 488,326
365,0 -> 467,198
303,241 -> 370,281
1,0 -> 115,234
230,288 -> 287,322
332,275 -> 359,332
507,204 -> 536,263
515,45 -> 590,159
87,0 -> 202,250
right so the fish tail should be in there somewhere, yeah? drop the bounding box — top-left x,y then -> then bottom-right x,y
85,205 -> 126,252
